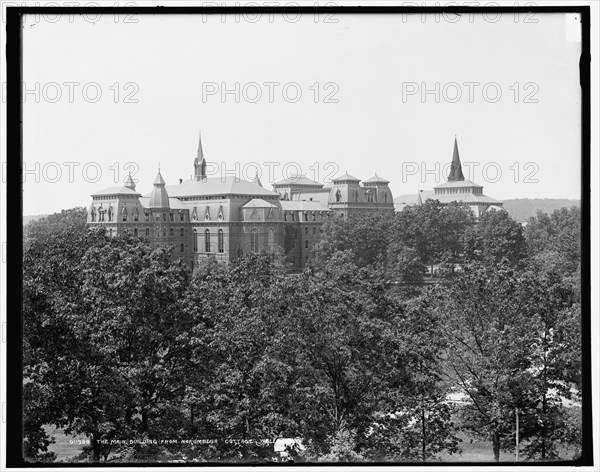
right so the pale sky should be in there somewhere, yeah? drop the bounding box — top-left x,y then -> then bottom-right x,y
20,11 -> 583,215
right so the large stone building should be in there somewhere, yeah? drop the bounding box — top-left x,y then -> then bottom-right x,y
394,138 -> 504,215
87,134 -> 395,271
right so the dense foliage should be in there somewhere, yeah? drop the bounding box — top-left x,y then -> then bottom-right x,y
22,204 -> 583,463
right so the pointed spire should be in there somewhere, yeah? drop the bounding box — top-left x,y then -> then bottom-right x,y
124,172 -> 136,190
416,189 -> 423,206
251,170 -> 263,187
447,137 -> 465,182
196,131 -> 204,160
194,131 -> 207,181
153,168 -> 166,186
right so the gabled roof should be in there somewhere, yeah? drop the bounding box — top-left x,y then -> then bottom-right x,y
92,186 -> 141,197
332,172 -> 360,182
165,176 -> 280,198
242,198 -> 277,209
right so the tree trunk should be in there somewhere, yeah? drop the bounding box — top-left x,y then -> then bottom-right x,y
492,430 -> 501,462
421,409 -> 427,461
141,409 -> 149,433
91,433 -> 101,462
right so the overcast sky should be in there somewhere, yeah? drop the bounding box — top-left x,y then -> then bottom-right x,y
20,10 -> 582,215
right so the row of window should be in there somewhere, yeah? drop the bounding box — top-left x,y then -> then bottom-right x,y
290,239 -> 311,250
334,189 -> 389,203
284,211 -> 327,222
91,208 -> 186,223
194,229 -> 225,253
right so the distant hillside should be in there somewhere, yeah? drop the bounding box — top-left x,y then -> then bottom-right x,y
23,214 -> 48,226
502,199 -> 580,223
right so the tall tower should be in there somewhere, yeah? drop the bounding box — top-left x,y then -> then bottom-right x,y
194,132 -> 207,181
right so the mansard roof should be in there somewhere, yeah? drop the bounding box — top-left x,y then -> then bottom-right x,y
166,176 -> 279,198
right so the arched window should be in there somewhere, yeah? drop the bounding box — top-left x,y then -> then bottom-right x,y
90,207 -> 96,222
145,212 -> 150,222
335,189 -> 342,202
284,212 -> 287,222
193,230 -> 198,252
156,227 -> 160,238
162,228 -> 167,237
303,212 -> 308,222
218,229 -> 224,253
180,243 -> 184,253
291,213 -> 295,221
312,212 -> 316,221
170,213 -> 174,222
180,212 -> 184,222
180,227 -> 184,237
366,189 -> 373,203
122,207 -> 128,221
268,228 -> 274,249
133,208 -> 139,221
145,228 -> 150,236
305,240 -> 309,249
163,213 -> 167,222
305,227 -> 308,235
108,206 -> 113,222
383,192 -> 388,202
250,228 -> 258,253
204,229 -> 211,252
169,227 -> 174,237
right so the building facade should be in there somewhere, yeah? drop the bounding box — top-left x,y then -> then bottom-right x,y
87,134 -> 395,271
